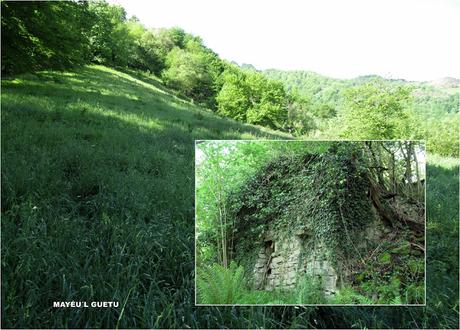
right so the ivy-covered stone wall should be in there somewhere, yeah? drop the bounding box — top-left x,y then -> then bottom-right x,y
250,222 -> 383,294
252,231 -> 340,294
253,232 -> 302,291
230,143 -> 382,294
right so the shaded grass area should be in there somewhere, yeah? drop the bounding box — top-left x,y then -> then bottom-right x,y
1,65 -> 458,328
1,65 -> 287,328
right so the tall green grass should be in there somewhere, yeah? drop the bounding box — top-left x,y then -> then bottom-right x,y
1,65 -> 458,328
1,65 -> 287,328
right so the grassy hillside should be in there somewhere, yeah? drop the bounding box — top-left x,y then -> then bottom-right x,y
1,65 -> 287,328
1,65 -> 458,328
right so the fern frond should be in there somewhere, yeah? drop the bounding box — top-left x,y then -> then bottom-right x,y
197,262 -> 245,304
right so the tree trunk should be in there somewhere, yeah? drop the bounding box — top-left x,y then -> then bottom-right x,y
366,142 -> 386,189
390,151 -> 396,194
367,170 -> 424,235
402,141 -> 412,185
412,146 -> 422,197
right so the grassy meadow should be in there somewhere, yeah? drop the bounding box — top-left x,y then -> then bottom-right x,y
1,65 -> 458,328
1,65 -> 286,328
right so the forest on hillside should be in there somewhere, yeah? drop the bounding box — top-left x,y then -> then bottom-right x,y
2,1 -> 459,156
264,70 -> 459,156
1,0 -> 459,329
196,141 -> 425,305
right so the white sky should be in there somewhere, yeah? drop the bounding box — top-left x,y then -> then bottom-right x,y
109,0 -> 460,81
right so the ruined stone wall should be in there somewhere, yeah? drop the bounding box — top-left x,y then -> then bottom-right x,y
253,236 -> 302,291
252,233 -> 339,294
250,222 -> 382,295
299,241 -> 338,295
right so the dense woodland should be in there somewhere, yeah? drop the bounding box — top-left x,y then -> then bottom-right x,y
1,0 -> 459,328
196,141 -> 425,304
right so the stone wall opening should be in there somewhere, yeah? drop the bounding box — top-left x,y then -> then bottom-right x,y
264,240 -> 274,253
253,239 -> 274,289
253,234 -> 303,291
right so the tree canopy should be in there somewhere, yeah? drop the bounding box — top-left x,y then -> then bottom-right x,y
217,66 -> 288,129
340,82 -> 413,139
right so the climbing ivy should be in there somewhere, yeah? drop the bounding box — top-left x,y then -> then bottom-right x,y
230,142 -> 376,267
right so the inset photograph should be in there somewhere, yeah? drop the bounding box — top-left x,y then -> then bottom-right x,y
195,140 -> 425,305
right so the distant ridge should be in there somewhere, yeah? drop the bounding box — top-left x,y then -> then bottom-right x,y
429,77 -> 460,89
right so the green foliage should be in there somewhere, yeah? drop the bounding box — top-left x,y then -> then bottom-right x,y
404,282 -> 425,304
285,93 -> 317,136
238,275 -> 326,305
1,1 -> 93,74
3,2 -> 456,159
126,26 -> 176,75
340,81 -> 413,139
197,262 -> 245,304
196,265 -> 326,305
264,69 -> 345,107
230,142 -> 374,264
216,64 -> 288,129
295,276 -> 326,304
422,113 -> 459,157
330,286 -> 374,304
353,237 -> 425,304
1,63 -> 458,328
313,103 -> 337,119
234,290 -> 287,305
215,66 -> 252,121
245,76 -> 288,128
198,140 -> 426,305
379,252 -> 391,264
196,140 -> 337,269
87,1 -> 141,68
1,0 -> 231,109
265,69 -> 459,157
162,40 -> 223,107
196,141 -> 283,266
1,0 -> 458,327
